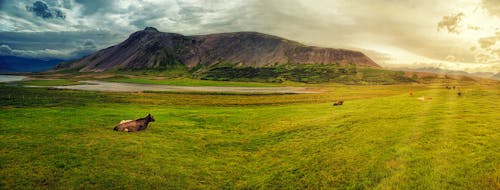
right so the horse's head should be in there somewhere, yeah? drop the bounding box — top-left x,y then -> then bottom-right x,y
146,113 -> 155,122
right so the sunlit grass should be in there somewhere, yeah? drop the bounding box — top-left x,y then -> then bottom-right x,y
0,82 -> 498,189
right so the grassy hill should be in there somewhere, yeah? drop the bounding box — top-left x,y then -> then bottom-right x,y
48,63 -> 422,85
42,63 -> 494,89
195,63 -> 414,84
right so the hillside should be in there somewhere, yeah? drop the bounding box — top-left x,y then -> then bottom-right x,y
55,27 -> 379,72
394,67 -> 500,81
493,72 -> 500,80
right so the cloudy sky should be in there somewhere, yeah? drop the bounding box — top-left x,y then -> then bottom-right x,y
1,0 -> 500,73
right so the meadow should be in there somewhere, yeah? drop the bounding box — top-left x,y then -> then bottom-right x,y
0,78 -> 499,189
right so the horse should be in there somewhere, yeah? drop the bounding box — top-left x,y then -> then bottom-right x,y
333,100 -> 344,106
114,114 -> 155,132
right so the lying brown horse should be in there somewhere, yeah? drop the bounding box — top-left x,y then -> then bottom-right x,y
114,114 -> 155,132
333,100 -> 344,106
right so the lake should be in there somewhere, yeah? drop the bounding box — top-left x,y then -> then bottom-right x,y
0,75 -> 26,83
53,80 -> 319,94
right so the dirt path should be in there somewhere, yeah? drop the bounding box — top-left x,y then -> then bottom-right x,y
53,80 -> 320,94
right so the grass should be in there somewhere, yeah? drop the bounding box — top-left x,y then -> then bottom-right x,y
12,79 -> 82,86
26,63 -> 494,88
0,82 -> 499,189
103,77 -> 281,87
196,64 -> 414,84
20,72 -> 282,87
39,64 -> 418,86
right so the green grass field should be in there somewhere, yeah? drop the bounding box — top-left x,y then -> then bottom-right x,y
0,80 -> 499,189
12,79 -> 82,86
103,77 -> 281,87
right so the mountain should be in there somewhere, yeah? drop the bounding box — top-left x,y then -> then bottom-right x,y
493,72 -> 500,80
0,56 -> 64,73
394,67 -> 468,75
55,27 -> 379,72
393,67 -> 500,80
470,72 -> 497,79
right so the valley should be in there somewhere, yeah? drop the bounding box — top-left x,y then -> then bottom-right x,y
1,73 -> 499,189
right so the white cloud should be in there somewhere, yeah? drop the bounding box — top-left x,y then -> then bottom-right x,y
482,0 -> 500,17
437,12 -> 465,34
0,43 -> 88,59
0,44 -> 13,55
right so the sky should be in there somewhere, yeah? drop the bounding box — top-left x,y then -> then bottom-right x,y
1,0 -> 500,73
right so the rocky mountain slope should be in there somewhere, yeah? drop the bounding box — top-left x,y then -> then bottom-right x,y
55,27 -> 379,72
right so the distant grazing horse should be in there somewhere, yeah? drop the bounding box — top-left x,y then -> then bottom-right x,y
417,96 -> 432,101
114,114 -> 155,132
457,92 -> 462,96
333,100 -> 344,106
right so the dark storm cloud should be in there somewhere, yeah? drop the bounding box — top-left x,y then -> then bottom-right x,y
71,39 -> 98,57
0,1 -> 74,31
26,1 -> 65,19
176,5 -> 207,24
0,31 -> 126,59
79,39 -> 97,50
0,41 -> 97,59
1,0 -> 245,33
0,31 -> 125,50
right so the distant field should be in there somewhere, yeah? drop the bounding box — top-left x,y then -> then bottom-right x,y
24,72 -> 283,87
102,77 -> 281,87
13,79 -> 82,86
25,65 -> 495,88
0,80 -> 498,189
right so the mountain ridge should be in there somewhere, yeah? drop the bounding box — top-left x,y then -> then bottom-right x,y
393,66 -> 500,81
55,27 -> 380,72
0,55 -> 64,73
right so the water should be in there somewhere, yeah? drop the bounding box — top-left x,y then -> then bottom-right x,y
0,75 -> 26,83
53,81 -> 319,94
0,76 -> 318,93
